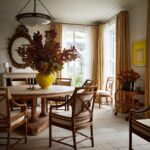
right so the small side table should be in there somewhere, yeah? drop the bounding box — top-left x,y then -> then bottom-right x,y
114,89 -> 144,117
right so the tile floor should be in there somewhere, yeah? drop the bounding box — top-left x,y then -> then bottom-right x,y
1,104 -> 150,150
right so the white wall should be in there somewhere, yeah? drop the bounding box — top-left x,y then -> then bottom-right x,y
0,17 -> 50,74
0,16 -> 50,86
129,0 -> 148,93
129,0 -> 147,78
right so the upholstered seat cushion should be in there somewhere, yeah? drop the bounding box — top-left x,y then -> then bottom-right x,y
132,119 -> 150,138
0,111 -> 25,127
97,90 -> 111,96
51,111 -> 71,126
136,119 -> 150,127
51,110 -> 91,127
11,111 -> 25,127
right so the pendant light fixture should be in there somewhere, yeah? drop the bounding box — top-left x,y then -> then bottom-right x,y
16,0 -> 54,26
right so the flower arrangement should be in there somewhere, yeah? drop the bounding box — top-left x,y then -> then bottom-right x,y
16,29 -> 78,74
117,69 -> 140,83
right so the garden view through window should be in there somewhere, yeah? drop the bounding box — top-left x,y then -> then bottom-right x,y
62,25 -> 91,86
104,21 -> 116,90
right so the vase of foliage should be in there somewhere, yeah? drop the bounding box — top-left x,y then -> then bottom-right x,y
117,69 -> 140,91
16,29 -> 78,89
36,73 -> 55,89
122,81 -> 131,91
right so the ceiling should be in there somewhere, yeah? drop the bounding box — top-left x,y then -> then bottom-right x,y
0,0 -> 145,25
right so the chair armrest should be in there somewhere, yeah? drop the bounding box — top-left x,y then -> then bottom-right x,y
130,107 -> 150,114
129,107 -> 150,120
50,98 -> 72,111
10,99 -> 27,111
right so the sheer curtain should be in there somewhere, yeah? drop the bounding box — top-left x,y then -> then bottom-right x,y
62,24 -> 93,85
84,26 -> 93,79
103,21 -> 116,89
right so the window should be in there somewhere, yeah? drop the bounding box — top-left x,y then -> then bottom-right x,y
104,21 -> 116,89
62,25 -> 92,86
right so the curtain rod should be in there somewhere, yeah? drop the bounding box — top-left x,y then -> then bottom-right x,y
53,14 -> 117,27
54,21 -> 99,26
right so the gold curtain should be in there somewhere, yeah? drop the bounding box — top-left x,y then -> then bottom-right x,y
51,23 -> 62,78
116,11 -> 130,90
92,24 -> 104,90
51,23 -> 62,46
145,0 -> 150,108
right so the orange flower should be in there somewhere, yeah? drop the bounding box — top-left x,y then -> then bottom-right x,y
117,69 -> 140,83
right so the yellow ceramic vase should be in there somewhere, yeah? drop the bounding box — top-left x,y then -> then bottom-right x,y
36,73 -> 55,89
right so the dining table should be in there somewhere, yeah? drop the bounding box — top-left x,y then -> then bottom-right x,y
8,85 -> 74,135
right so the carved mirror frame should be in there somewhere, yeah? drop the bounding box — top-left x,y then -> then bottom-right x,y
8,25 -> 32,68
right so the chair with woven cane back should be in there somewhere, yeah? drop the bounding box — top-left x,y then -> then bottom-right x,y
82,79 -> 94,87
129,107 -> 150,150
49,86 -> 97,150
97,77 -> 114,108
10,78 -> 32,110
0,87 -> 27,150
46,78 -> 72,111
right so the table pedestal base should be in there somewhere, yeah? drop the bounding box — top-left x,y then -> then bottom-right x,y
27,113 -> 49,135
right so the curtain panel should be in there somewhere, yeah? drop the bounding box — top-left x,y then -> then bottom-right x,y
145,0 -> 150,109
116,11 -> 130,90
115,11 -> 130,111
51,23 -> 62,78
92,24 -> 104,90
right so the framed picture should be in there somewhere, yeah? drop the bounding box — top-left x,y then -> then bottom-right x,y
132,39 -> 146,66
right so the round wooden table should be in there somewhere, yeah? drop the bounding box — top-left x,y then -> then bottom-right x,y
8,85 -> 74,135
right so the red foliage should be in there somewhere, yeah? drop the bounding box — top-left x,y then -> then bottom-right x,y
117,69 -> 140,83
16,29 -> 78,74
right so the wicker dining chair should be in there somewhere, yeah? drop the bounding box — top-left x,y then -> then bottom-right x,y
0,87 -> 27,150
49,86 -> 97,150
97,77 -> 114,108
46,78 -> 72,111
129,107 -> 150,150
82,79 -> 94,87
10,78 -> 27,86
10,78 -> 32,110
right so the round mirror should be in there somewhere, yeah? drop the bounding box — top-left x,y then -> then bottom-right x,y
8,25 -> 32,68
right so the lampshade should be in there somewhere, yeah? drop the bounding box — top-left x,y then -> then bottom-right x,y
16,0 -> 54,26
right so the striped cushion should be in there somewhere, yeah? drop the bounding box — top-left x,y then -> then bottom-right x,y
132,119 -> 150,138
51,110 -> 91,127
0,111 -> 25,127
136,119 -> 150,127
97,90 -> 111,96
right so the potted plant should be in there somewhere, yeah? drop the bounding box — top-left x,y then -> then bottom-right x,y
117,69 -> 140,91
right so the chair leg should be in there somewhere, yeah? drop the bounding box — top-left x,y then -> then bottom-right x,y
25,120 -> 27,144
129,130 -> 132,150
56,101 -> 58,110
7,130 -> 10,150
106,97 -> 108,105
72,130 -> 77,150
90,124 -> 94,147
99,96 -> 101,109
66,95 -> 70,111
65,100 -> 67,111
111,97 -> 113,105
46,100 -> 48,113
49,117 -> 52,147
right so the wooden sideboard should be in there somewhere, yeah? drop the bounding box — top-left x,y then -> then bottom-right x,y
0,72 -> 37,87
